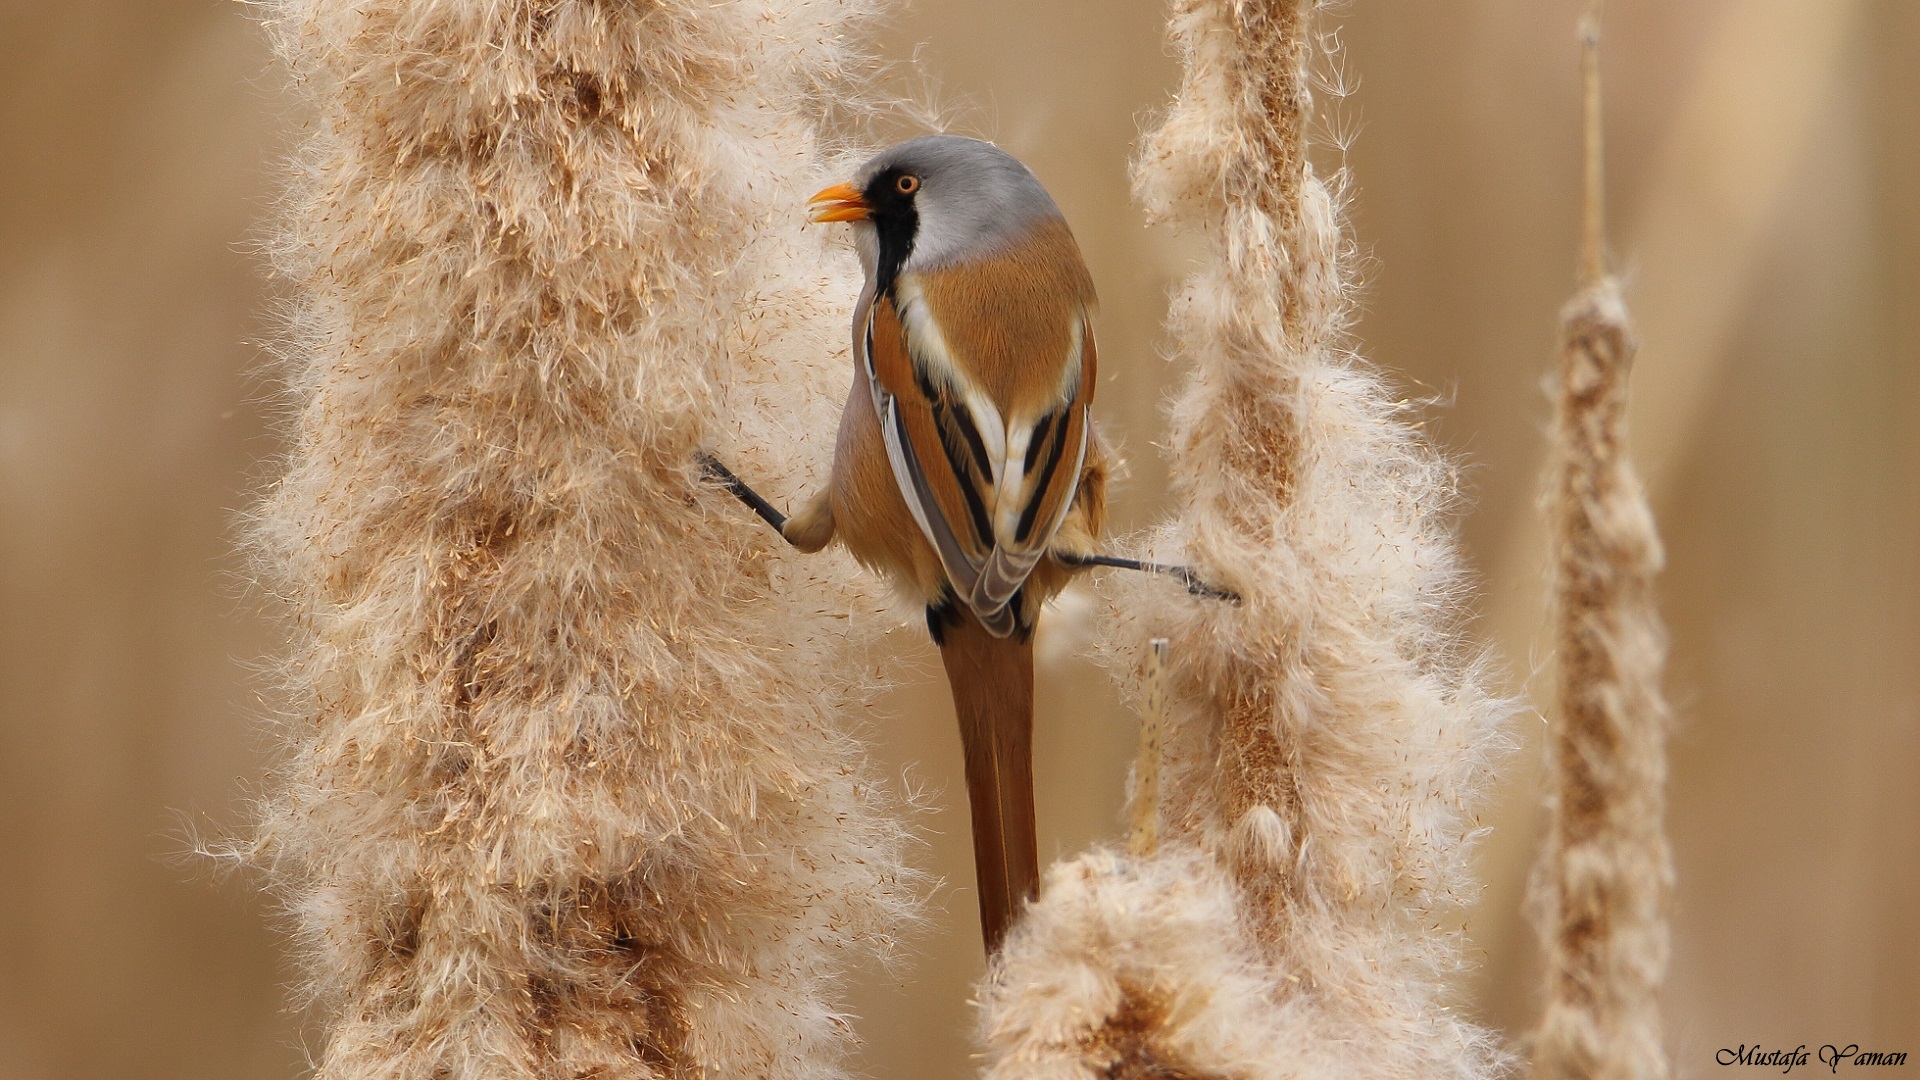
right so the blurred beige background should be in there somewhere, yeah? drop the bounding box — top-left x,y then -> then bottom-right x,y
2,1 -> 1914,1078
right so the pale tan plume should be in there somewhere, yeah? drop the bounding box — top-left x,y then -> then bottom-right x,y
937,609 -> 1038,955
243,1 -> 922,1076
1528,11 -> 1674,1080
988,0 -> 1512,1076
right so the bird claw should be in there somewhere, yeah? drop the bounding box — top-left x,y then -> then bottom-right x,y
699,452 -> 791,536
1054,551 -> 1240,604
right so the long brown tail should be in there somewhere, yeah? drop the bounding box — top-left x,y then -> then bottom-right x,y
937,608 -> 1038,956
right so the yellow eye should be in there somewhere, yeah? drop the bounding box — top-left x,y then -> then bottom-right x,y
895,174 -> 920,195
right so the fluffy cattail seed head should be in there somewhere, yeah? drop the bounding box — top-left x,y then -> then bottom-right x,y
246,1 -> 920,1077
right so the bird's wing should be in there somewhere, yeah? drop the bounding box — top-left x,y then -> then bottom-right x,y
968,313 -> 1094,615
861,289 -> 1093,635
861,291 -> 1002,623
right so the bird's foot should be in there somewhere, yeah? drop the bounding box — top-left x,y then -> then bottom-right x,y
1054,551 -> 1240,603
699,453 -> 790,536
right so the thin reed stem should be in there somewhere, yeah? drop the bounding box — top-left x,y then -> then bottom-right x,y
1126,639 -> 1169,858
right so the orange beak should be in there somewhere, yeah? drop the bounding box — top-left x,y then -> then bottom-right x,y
808,181 -> 870,223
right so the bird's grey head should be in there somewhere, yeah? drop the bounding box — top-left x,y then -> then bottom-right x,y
823,135 -> 1065,284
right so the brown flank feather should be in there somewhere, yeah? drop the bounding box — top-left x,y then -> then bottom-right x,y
915,218 -> 1097,408
938,608 -> 1040,954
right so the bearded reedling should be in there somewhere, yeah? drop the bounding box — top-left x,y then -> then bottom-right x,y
707,135 -> 1226,953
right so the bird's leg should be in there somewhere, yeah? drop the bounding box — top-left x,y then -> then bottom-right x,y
1053,551 -> 1241,604
703,453 -> 1234,603
700,452 -> 838,553
700,453 -> 789,535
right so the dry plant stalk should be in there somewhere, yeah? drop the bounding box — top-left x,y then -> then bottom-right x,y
247,1 -> 920,1077
1126,639 -> 1170,858
1528,17 -> 1674,1080
982,1 -> 1508,1077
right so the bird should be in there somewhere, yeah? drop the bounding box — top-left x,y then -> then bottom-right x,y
701,135 -> 1230,952
792,134 -> 1110,955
